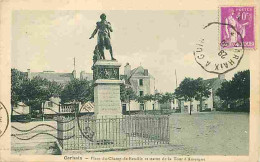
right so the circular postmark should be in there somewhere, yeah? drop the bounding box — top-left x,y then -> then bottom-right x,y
0,102 -> 9,138
194,22 -> 244,74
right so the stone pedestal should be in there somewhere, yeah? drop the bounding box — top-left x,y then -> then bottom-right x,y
94,79 -> 123,118
93,60 -> 123,118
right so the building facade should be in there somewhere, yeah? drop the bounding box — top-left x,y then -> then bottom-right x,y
177,74 -> 226,113
121,63 -> 159,112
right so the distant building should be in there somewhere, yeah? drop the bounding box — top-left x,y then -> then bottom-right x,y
27,69 -> 76,85
179,74 -> 226,113
121,63 -> 159,113
27,69 -> 76,115
80,71 -> 93,81
12,102 -> 30,116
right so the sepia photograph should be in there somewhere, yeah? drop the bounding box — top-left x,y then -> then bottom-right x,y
10,10 -> 251,157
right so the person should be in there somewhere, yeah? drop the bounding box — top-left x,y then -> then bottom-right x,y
89,13 -> 116,60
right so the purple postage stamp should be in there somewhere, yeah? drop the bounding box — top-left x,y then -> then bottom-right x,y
220,6 -> 255,49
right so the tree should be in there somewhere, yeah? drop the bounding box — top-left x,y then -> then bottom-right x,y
216,81 -> 233,109
11,69 -> 29,116
120,84 -> 136,102
194,78 -> 211,112
120,84 -> 136,115
216,70 -> 250,112
60,79 -> 94,104
135,94 -> 153,114
20,76 -> 63,116
174,78 -> 196,115
174,77 -> 211,115
11,69 -> 28,106
11,69 -> 63,117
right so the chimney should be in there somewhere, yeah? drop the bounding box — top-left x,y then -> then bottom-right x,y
144,69 -> 148,76
218,74 -> 225,80
124,63 -> 131,78
27,69 -> 31,79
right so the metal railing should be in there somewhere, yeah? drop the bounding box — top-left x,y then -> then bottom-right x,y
57,115 -> 170,150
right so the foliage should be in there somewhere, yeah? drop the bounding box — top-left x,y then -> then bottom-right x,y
21,76 -> 63,110
60,79 -> 94,104
216,70 -> 250,112
11,69 -> 28,105
174,77 -> 211,114
120,84 -> 136,102
193,78 -> 211,101
11,68 -> 63,114
174,77 -> 210,101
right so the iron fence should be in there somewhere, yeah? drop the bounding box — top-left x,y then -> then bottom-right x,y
57,115 -> 170,151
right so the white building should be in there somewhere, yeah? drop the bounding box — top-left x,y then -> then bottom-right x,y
121,63 -> 159,113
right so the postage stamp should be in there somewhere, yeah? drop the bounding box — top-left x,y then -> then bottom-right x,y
220,6 -> 255,49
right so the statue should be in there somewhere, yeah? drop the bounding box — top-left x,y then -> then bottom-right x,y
89,13 -> 116,60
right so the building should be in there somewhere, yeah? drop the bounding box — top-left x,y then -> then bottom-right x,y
12,102 -> 30,116
121,63 -> 159,113
27,69 -> 76,85
80,71 -> 93,81
27,69 -> 76,115
178,74 -> 226,113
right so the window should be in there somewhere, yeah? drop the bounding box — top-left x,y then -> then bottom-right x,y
139,79 -> 143,86
48,101 -> 53,107
184,106 -> 188,111
139,91 -> 144,97
140,104 -> 144,110
205,104 -> 208,109
122,104 -> 127,113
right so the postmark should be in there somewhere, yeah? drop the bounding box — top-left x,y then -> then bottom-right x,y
0,102 -> 9,138
194,22 -> 244,74
220,6 -> 255,49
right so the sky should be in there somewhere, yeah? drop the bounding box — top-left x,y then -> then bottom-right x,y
12,10 -> 249,92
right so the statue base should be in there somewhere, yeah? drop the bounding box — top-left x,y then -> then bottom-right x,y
94,79 -> 123,116
93,60 -> 123,117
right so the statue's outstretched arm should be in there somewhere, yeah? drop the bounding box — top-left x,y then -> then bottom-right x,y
90,26 -> 98,39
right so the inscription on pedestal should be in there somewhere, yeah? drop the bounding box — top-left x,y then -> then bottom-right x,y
94,84 -> 121,115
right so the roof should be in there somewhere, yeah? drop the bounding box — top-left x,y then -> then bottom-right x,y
30,72 -> 74,85
129,66 -> 154,78
203,77 -> 226,91
80,71 -> 93,81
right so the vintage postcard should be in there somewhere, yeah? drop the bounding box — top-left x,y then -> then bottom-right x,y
0,0 -> 259,162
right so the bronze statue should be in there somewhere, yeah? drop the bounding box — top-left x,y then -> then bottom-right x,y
89,13 -> 116,60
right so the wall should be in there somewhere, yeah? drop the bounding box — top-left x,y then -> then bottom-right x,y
43,97 -> 60,114
12,102 -> 30,115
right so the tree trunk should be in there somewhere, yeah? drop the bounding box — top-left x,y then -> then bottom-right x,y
129,100 -> 131,116
200,98 -> 203,112
189,100 -> 192,115
144,102 -> 146,115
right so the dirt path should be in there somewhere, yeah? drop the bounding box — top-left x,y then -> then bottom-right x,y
89,112 -> 249,155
